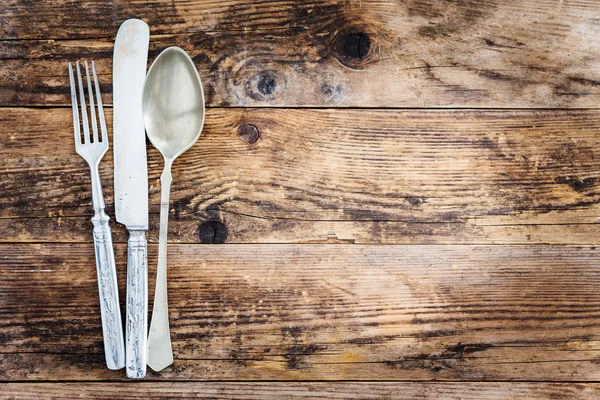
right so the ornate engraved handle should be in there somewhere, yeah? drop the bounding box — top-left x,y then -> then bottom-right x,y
88,160 -> 125,371
92,209 -> 125,370
125,229 -> 148,379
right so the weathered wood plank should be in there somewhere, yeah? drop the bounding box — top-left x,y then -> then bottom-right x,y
3,214 -> 599,245
1,243 -> 599,381
1,108 -> 598,244
2,382 -> 600,399
2,0 -> 600,107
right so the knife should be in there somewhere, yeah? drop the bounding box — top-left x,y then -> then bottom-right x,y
113,18 -> 150,379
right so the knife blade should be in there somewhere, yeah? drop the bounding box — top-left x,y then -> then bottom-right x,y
113,18 -> 150,379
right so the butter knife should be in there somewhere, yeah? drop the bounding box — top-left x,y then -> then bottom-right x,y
113,18 -> 150,379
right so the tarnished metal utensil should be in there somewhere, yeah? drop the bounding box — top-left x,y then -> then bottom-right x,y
143,47 -> 205,372
69,60 -> 125,371
113,18 -> 150,379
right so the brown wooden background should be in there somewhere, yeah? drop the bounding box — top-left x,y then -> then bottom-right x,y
1,0 -> 600,398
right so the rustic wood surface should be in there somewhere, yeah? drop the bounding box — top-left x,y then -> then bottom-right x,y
2,382 -> 600,400
1,0 -> 599,398
2,244 -> 600,382
2,108 -> 599,245
2,0 -> 600,107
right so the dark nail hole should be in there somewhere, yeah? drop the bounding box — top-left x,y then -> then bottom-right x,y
239,124 -> 260,144
343,32 -> 370,59
565,177 -> 595,192
407,197 -> 424,207
198,221 -> 228,244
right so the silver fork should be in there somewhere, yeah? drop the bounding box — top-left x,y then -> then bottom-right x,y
69,61 -> 125,370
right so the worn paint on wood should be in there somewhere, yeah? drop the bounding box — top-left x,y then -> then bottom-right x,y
1,107 -> 598,244
2,0 -> 600,107
1,243 -> 599,381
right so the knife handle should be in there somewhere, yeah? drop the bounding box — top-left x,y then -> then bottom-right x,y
125,229 -> 148,379
91,208 -> 125,370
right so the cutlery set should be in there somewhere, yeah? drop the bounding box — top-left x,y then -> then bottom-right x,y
69,19 -> 205,379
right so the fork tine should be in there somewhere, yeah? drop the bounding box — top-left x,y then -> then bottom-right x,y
68,63 -> 81,146
85,61 -> 99,144
92,61 -> 107,144
76,61 -> 90,144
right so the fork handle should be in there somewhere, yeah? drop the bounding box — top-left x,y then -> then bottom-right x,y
91,208 -> 125,370
125,229 -> 148,379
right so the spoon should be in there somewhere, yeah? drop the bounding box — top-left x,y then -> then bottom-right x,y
143,46 -> 205,372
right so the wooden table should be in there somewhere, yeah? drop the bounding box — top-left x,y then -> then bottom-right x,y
1,1 -> 599,398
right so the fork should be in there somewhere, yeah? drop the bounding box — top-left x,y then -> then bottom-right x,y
69,61 -> 125,370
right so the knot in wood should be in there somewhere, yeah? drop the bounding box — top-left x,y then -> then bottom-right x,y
333,28 -> 375,69
198,220 -> 228,244
258,74 -> 277,95
245,70 -> 284,102
343,32 -> 370,59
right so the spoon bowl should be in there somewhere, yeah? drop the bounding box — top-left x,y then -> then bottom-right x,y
143,47 -> 205,159
143,46 -> 205,372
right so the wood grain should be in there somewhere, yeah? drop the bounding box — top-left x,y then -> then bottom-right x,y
2,243 -> 599,381
2,382 -> 600,399
2,0 -> 600,107
1,107 -> 598,244
3,0 -> 600,391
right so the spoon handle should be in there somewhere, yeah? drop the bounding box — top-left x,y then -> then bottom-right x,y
147,163 -> 174,371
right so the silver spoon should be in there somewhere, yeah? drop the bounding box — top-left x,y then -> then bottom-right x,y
143,46 -> 205,372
